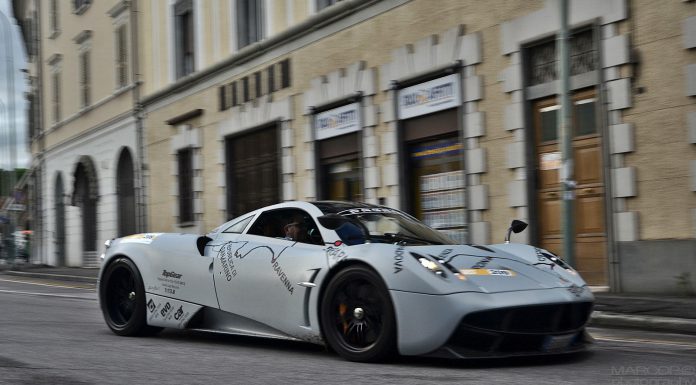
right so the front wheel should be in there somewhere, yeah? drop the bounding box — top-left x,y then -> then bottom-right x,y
320,265 -> 396,362
99,257 -> 161,336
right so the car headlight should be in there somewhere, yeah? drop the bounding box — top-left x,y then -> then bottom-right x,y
537,249 -> 576,274
411,252 -> 447,278
101,239 -> 113,260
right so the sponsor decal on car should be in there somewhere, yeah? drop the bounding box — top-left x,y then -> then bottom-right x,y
160,302 -> 172,317
157,269 -> 186,295
394,246 -> 405,274
121,233 -> 163,245
337,207 -> 400,216
174,305 -> 184,320
147,299 -> 156,313
216,243 -> 239,281
213,241 -> 294,295
459,268 -> 517,277
325,245 -> 348,265
272,259 -> 294,295
145,294 -> 196,328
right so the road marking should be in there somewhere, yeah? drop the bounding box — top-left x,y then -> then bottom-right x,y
593,335 -> 696,348
0,288 -> 96,300
0,277 -> 94,290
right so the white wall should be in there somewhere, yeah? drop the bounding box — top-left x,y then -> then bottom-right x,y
42,116 -> 138,266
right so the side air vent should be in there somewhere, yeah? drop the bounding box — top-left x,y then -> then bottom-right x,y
196,236 -> 212,256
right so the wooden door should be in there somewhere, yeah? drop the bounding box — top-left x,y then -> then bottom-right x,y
227,126 -> 279,219
534,89 -> 607,285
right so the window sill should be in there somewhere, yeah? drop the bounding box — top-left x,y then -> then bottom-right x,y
178,221 -> 196,228
48,30 -> 61,39
74,4 -> 91,15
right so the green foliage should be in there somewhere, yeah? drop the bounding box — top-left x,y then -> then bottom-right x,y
0,169 -> 26,197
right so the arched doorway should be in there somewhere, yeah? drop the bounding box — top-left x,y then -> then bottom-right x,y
116,148 -> 136,237
72,156 -> 98,265
54,173 -> 66,266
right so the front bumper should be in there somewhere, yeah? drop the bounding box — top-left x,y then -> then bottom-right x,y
390,286 -> 594,357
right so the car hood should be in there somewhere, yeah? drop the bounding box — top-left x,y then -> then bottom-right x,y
398,244 -> 588,294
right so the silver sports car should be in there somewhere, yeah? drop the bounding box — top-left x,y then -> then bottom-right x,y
98,201 -> 594,362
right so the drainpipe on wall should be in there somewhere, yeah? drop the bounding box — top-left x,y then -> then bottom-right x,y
130,0 -> 147,233
35,0 -> 46,265
558,0 -> 576,268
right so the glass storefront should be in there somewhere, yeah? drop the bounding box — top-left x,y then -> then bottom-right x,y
408,136 -> 466,244
397,74 -> 466,243
321,157 -> 362,202
316,131 -> 362,202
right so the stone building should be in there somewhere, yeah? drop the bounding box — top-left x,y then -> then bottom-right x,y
14,0 -> 696,294
13,0 -> 145,267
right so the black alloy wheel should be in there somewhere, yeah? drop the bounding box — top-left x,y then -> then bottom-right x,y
320,265 -> 396,362
99,257 -> 161,336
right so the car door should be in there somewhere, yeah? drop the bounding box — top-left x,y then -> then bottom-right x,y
212,208 -> 329,338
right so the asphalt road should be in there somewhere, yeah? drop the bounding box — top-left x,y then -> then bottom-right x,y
0,275 -> 695,385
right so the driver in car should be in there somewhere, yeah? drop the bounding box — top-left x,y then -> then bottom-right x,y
283,215 -> 308,242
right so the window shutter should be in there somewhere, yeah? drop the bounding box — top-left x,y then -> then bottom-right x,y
117,26 -> 128,87
53,73 -> 61,123
81,52 -> 90,107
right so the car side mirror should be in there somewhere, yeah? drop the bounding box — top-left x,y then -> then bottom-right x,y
505,220 -> 528,243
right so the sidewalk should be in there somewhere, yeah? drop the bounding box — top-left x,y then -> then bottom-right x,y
2,263 -> 695,335
0,263 -> 99,284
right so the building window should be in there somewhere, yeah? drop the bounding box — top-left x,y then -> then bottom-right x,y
232,81 -> 238,106
317,0 -> 342,11
225,125 -> 279,219
49,0 -> 59,36
52,72 -> 61,123
267,65 -> 275,93
527,28 -> 597,87
177,147 -> 194,223
219,86 -> 228,111
73,0 -> 91,15
237,0 -> 264,49
174,0 -> 195,79
80,51 -> 91,108
242,77 -> 250,102
254,71 -> 263,98
27,94 -> 37,139
280,59 -> 291,89
115,25 -> 128,88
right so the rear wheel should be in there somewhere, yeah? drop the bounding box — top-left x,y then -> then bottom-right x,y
320,265 -> 396,362
99,257 -> 161,336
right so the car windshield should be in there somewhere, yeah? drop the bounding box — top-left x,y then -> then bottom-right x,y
333,209 -> 455,246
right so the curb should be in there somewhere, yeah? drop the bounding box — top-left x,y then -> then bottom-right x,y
3,270 -> 98,284
590,311 -> 696,335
